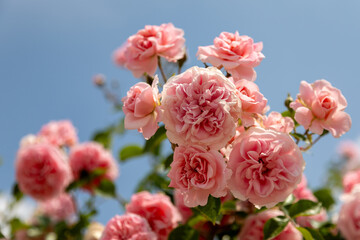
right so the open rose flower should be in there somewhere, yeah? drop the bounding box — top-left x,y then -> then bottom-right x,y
338,192 -> 360,240
85,222 -> 105,240
114,23 -> 185,78
69,142 -> 119,191
261,111 -> 294,133
101,214 -> 156,240
174,190 -> 193,223
161,66 -> 241,150
122,76 -> 161,139
38,193 -> 76,222
238,209 -> 302,240
290,79 -> 351,138
38,120 -> 78,147
168,145 -> 231,207
197,32 -> 264,81
15,143 -> 71,200
343,169 -> 360,193
233,78 -> 268,126
227,127 -> 305,208
126,191 -> 181,240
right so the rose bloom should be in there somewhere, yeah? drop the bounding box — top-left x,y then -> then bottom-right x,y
261,111 -> 294,133
174,189 -> 193,223
161,66 -> 242,150
69,142 -> 119,191
114,23 -> 185,78
238,209 -> 302,240
227,127 -> 305,208
84,222 -> 105,240
233,78 -> 268,126
20,134 -> 47,147
338,140 -> 360,160
38,120 -> 78,147
38,193 -> 76,222
343,169 -> 360,193
126,191 -> 181,240
338,192 -> 360,240
290,79 -> 351,138
122,76 -> 161,139
168,145 -> 231,207
15,143 -> 71,200
197,32 -> 264,81
101,214 -> 156,240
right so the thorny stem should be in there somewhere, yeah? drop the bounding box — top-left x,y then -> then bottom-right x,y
300,134 -> 324,152
157,56 -> 167,83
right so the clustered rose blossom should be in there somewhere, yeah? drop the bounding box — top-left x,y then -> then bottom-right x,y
69,142 -> 119,191
38,120 -> 78,147
238,209 -> 302,240
290,79 -> 351,138
261,111 -> 294,133
233,79 -> 268,126
161,66 -> 241,150
85,222 -> 105,240
197,31 -> 264,81
122,76 -> 161,139
38,193 -> 76,222
114,23 -> 185,78
338,193 -> 360,240
343,169 -> 360,193
168,145 -> 231,207
126,191 -> 181,240
174,189 -> 193,223
227,127 -> 305,208
338,140 -> 360,171
101,213 -> 156,240
15,143 -> 72,200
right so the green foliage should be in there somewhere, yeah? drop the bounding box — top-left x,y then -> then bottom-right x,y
193,196 -> 221,225
92,125 -> 115,149
12,183 -> 24,202
263,216 -> 289,240
143,126 -> 167,156
136,171 -> 171,193
287,199 -> 322,218
313,188 -> 335,210
66,168 -> 107,192
169,225 -> 199,240
95,179 -> 116,197
119,145 -> 143,161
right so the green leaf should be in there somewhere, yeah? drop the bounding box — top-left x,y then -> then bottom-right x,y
9,218 -> 29,235
96,179 -> 116,197
92,126 -> 114,149
288,199 -> 322,218
0,231 -> 5,238
143,126 -> 167,155
282,194 -> 296,206
290,132 -> 307,141
305,227 -> 325,240
119,145 -> 143,162
12,183 -> 24,202
263,216 -> 289,240
221,200 -> 237,213
169,225 -> 199,240
187,214 -> 206,227
193,195 -> 221,224
313,188 -> 335,210
297,227 -> 314,240
136,171 -> 170,192
162,153 -> 174,169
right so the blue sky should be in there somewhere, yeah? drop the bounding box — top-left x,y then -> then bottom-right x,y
1,0 -> 360,224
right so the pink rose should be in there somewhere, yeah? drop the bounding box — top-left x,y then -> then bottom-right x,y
122,76 -> 161,140
174,190 -> 193,223
15,143 -> 71,200
290,80 -> 351,138
227,127 -> 305,208
114,23 -> 185,78
233,79 -> 268,126
161,66 -> 242,150
262,112 -> 294,133
338,193 -> 360,240
38,120 -> 78,147
69,142 -> 119,191
168,145 -> 231,207
338,140 -> 360,163
238,209 -> 302,240
126,191 -> 181,240
38,193 -> 76,222
343,170 -> 360,193
101,213 -> 156,240
197,32 -> 264,81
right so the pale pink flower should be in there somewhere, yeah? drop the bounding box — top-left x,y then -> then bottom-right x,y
343,170 -> 360,193
20,134 -> 47,147
338,192 -> 360,240
38,193 -> 76,222
262,112 -> 294,133
238,209 -> 302,240
168,145 -> 231,207
69,142 -> 119,191
101,213 -> 156,240
161,66 -> 242,150
290,80 -> 351,138
15,143 -> 71,200
227,127 -> 305,208
233,79 -> 268,126
338,141 -> 360,169
85,222 -> 105,240
114,23 -> 185,78
38,120 -> 78,147
174,190 -> 193,223
126,191 -> 181,240
197,32 -> 264,81
122,76 -> 161,139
